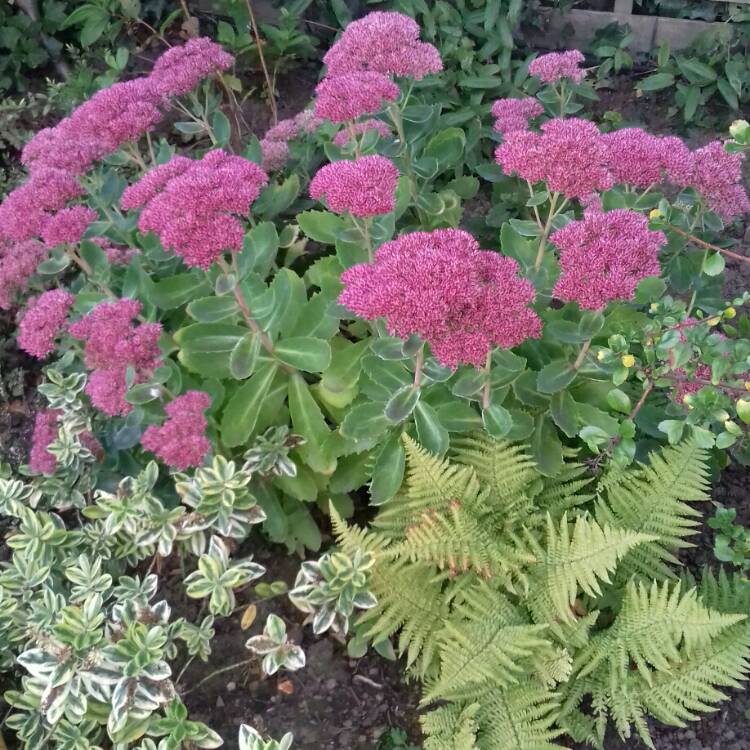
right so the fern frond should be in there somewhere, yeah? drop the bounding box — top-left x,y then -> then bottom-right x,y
331,509 -> 390,558
531,514 -> 657,622
534,461 -> 594,520
596,438 -> 710,580
451,434 -> 539,521
424,609 -> 550,703
600,622 -> 750,747
357,557 -> 448,678
474,686 -> 564,750
698,567 -> 750,614
375,435 -> 482,533
422,702 -> 480,750
574,580 -> 746,685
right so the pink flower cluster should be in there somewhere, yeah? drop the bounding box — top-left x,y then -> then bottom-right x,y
141,391 -> 211,469
333,119 -> 392,147
69,299 -> 162,416
315,12 -> 440,124
495,118 -> 613,198
29,409 -> 101,475
0,240 -> 47,310
310,156 -> 399,217
551,209 -> 665,310
41,206 -> 97,248
323,12 -> 442,81
528,50 -> 586,84
122,151 -> 268,269
17,289 -> 74,359
339,228 -> 541,368
0,38 -> 234,304
491,98 -> 544,135
258,109 -> 326,173
314,71 -> 400,124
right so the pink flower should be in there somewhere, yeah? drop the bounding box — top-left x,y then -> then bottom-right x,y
310,155 -> 399,217
491,98 -> 544,135
0,239 -> 47,310
148,37 -> 234,98
41,206 -> 97,247
332,119 -> 392,147
121,156 -> 193,210
529,50 -> 586,84
260,138 -> 290,173
124,151 -> 268,269
141,391 -> 212,469
495,117 -> 613,198
0,168 -> 84,243
602,128 -> 676,189
323,11 -> 442,81
17,289 -> 74,359
682,141 -> 750,221
29,410 -> 61,475
339,228 -> 541,368
660,136 -> 693,185
69,299 -> 162,416
314,72 -> 400,123
551,209 -> 665,310
264,118 -> 300,143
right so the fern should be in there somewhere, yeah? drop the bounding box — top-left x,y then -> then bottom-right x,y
574,580 -> 746,685
422,703 -> 480,750
531,513 -> 657,622
327,434 -> 749,750
595,438 -> 710,580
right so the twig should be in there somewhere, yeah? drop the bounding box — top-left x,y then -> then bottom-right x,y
573,339 -> 592,370
244,0 -> 278,125
669,224 -> 750,265
181,658 -> 256,696
353,674 -> 384,690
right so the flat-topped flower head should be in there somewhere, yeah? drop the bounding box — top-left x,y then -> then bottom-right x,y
529,50 -> 586,84
603,128 -> 678,189
323,11 -> 442,81
310,156 -> 399,217
684,141 -> 750,221
148,37 -> 234,98
264,118 -> 300,143
69,299 -> 162,416
123,151 -> 268,269
41,206 -> 97,248
18,289 -> 74,359
260,139 -> 290,173
0,240 -> 47,310
333,119 -> 392,147
339,228 -> 541,368
0,168 -> 84,243
141,391 -> 212,470
314,72 -> 400,124
495,117 -> 613,198
552,209 -> 665,310
491,98 -> 544,135
294,108 -> 324,134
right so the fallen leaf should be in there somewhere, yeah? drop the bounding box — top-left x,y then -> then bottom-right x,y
240,603 -> 257,630
277,679 -> 294,695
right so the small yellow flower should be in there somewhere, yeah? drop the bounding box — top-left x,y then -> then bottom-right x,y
649,303 -> 659,312
724,306 -> 737,319
621,354 -> 635,368
707,316 -> 721,327
649,208 -> 663,220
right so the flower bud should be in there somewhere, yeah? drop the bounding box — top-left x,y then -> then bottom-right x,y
724,306 -> 737,319
597,350 -> 607,361
649,208 -> 663,220
707,316 -> 721,327
621,354 -> 635,368
729,119 -> 750,143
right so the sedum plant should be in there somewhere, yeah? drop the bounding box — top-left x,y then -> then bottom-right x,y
326,434 -> 750,749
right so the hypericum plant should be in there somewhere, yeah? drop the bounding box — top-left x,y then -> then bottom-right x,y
326,434 -> 750,749
239,724 -> 293,750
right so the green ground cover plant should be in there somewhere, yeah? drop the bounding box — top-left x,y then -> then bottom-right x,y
0,7 -> 750,749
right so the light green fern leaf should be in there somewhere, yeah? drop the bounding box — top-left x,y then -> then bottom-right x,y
474,686 -> 564,750
698,567 -> 750,614
533,513 -> 658,621
595,438 -> 710,580
422,702 -> 480,750
575,579 -> 746,685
